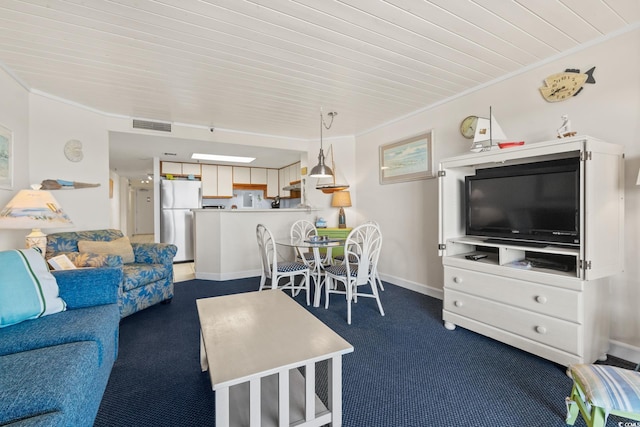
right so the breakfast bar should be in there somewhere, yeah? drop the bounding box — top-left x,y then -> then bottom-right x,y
192,208 -> 318,281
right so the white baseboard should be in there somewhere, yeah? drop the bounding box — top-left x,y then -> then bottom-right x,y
608,340 -> 640,364
378,272 -> 443,300
195,269 -> 261,281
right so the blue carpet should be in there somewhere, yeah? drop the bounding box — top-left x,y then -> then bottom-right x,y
95,278 -> 625,426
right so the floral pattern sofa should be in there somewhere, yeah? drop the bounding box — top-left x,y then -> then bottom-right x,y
46,229 -> 178,318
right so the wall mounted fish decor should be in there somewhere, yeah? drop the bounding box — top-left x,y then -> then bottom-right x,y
539,66 -> 596,102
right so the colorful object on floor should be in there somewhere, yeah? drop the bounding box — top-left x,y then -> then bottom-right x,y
566,363 -> 640,427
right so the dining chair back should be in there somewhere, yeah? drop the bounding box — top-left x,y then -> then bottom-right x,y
290,219 -> 332,267
332,220 -> 384,291
256,224 -> 310,305
323,222 -> 385,324
290,219 -> 317,262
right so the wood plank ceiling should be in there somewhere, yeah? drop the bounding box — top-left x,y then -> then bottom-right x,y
0,0 -> 638,139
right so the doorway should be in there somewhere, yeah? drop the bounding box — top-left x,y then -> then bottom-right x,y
135,188 -> 154,235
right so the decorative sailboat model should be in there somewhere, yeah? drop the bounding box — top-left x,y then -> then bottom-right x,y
315,144 -> 350,193
470,107 -> 524,152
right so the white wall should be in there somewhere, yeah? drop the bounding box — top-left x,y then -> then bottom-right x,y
355,28 -> 640,357
0,68 -> 30,250
29,94 -> 111,230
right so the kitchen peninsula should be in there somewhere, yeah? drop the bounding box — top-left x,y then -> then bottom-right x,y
192,208 -> 318,280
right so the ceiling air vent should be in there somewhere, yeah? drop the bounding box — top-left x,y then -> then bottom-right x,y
132,119 -> 172,132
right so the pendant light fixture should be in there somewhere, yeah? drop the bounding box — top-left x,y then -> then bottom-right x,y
309,110 -> 337,178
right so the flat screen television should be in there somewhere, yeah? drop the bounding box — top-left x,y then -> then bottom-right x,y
465,157 -> 580,247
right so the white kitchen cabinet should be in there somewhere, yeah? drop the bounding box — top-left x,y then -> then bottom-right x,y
202,165 -> 233,198
182,163 -> 201,177
201,165 -> 219,197
217,166 -> 233,197
233,167 -> 251,184
161,161 -> 201,177
160,161 -> 182,175
266,169 -> 279,198
250,168 -> 267,184
438,136 -> 624,366
291,163 -> 301,183
279,168 -> 289,198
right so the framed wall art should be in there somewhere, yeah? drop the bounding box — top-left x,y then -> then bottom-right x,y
379,130 -> 434,185
0,124 -> 13,190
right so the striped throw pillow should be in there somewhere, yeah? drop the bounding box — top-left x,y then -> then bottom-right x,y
0,248 -> 67,328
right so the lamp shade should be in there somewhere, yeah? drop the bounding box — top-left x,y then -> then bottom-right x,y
637,168 -> 640,185
309,148 -> 333,178
331,191 -> 352,208
0,188 -> 73,229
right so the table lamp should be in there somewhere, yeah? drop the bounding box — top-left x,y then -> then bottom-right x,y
0,184 -> 73,255
331,190 -> 351,229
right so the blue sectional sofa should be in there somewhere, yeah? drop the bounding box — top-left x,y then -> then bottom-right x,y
45,229 -> 177,318
0,266 -> 122,426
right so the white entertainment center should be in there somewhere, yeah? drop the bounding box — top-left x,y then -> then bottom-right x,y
438,136 -> 624,366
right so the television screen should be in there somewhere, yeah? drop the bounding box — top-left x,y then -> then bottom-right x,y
465,158 -> 580,246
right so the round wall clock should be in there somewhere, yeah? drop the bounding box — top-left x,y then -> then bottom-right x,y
64,139 -> 83,162
460,116 -> 478,139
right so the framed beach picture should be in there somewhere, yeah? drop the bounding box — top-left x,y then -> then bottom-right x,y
379,130 -> 434,184
0,124 -> 12,190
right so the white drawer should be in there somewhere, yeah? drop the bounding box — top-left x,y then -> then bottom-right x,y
444,267 -> 581,322
444,289 -> 580,355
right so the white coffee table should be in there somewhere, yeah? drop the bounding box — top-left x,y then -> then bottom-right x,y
197,289 -> 353,427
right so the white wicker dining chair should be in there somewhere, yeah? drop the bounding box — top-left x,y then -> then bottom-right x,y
323,222 -> 385,324
256,224 -> 310,305
332,221 -> 384,291
290,219 -> 320,264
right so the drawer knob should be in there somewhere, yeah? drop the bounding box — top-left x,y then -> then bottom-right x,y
454,300 -> 464,307
535,295 -> 547,304
453,276 -> 463,284
535,326 -> 547,334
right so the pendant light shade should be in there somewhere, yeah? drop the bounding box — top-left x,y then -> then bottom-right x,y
309,148 -> 333,178
309,110 -> 337,178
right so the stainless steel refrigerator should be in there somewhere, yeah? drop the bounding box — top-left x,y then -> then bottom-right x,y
160,180 -> 201,262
